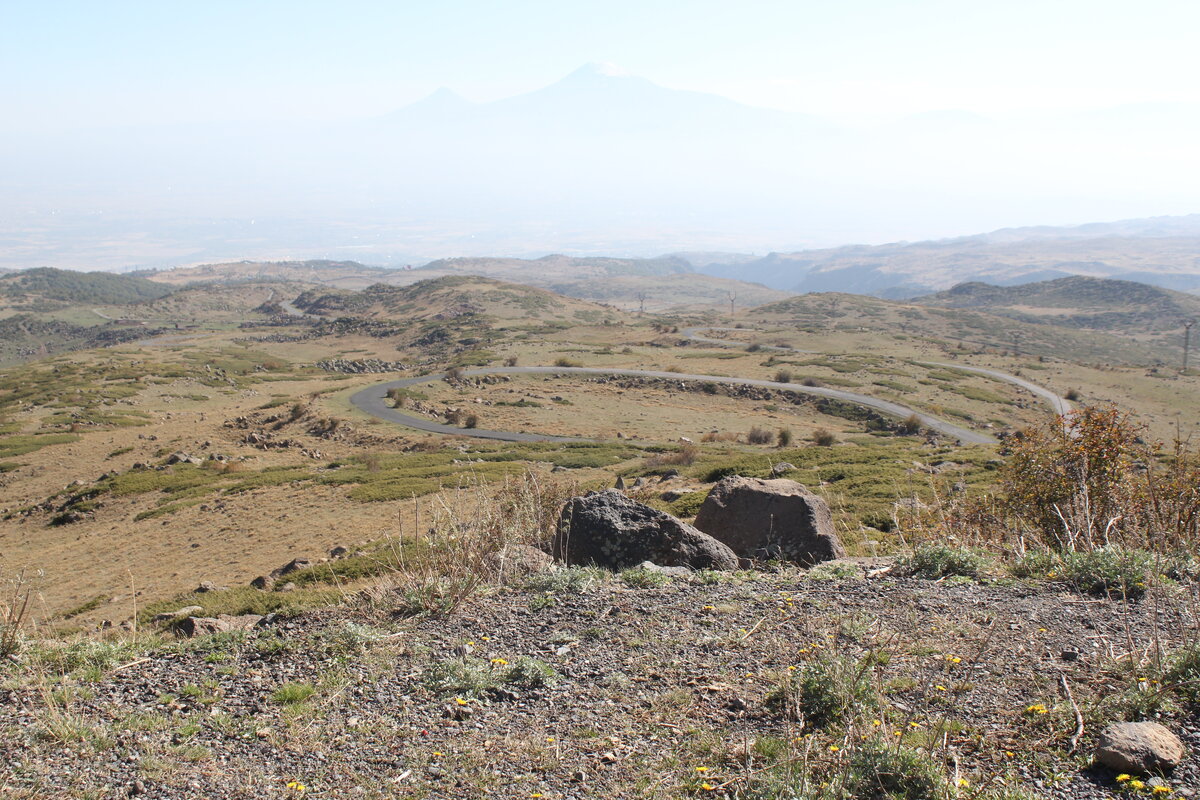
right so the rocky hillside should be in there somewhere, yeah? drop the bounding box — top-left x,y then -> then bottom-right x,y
1,267 -> 175,307
292,275 -> 624,324
912,276 -> 1200,334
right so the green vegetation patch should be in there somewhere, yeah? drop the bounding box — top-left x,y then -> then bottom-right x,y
686,440 -> 997,538
0,433 -> 80,458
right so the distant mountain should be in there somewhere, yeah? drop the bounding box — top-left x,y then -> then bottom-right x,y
17,64 -> 1200,270
694,216 -> 1200,298
912,276 -> 1200,334
292,275 -> 624,325
1,267 -> 174,305
145,260 -> 383,287
147,255 -> 792,312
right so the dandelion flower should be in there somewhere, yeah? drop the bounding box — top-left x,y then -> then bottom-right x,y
872,719 -> 882,726
1130,780 -> 1145,790
935,685 -> 947,691
701,783 -> 716,791
1025,703 -> 1048,714
695,766 -> 709,772
958,778 -> 970,788
454,697 -> 469,706
1152,786 -> 1171,795
829,745 -> 839,752
491,658 -> 509,665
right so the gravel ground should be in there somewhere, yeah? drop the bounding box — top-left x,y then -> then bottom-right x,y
2,566 -> 1198,799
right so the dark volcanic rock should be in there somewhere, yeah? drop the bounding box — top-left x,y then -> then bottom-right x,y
553,490 -> 737,570
693,475 -> 845,565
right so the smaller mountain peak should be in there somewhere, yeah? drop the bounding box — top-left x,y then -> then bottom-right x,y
421,86 -> 469,104
558,62 -> 639,84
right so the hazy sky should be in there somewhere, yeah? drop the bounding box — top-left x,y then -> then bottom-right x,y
5,0 -> 1200,130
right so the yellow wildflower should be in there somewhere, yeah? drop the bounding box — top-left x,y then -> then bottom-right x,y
491,658 -> 509,665
1152,787 -> 1171,795
1130,780 -> 1145,790
454,697 -> 469,706
695,766 -> 709,772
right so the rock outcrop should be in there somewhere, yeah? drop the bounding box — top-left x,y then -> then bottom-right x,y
693,476 -> 844,565
553,490 -> 737,571
1095,722 -> 1185,774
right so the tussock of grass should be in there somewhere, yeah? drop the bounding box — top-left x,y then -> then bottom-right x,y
901,544 -> 993,579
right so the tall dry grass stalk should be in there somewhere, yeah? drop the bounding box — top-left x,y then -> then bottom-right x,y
1,568 -> 34,660
360,470 -> 580,616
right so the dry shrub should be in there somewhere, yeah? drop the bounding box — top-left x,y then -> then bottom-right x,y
811,428 -> 835,447
463,414 -> 479,429
361,471 -> 580,615
701,430 -> 739,443
644,443 -> 699,468
905,405 -> 1200,556
1,569 -> 33,659
444,408 -> 464,425
746,426 -> 775,445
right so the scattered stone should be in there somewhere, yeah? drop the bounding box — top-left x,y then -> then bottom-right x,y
635,561 -> 692,578
1095,721 -> 1185,774
270,558 -> 312,579
278,582 -> 298,592
179,614 -> 264,637
552,490 -> 737,571
660,487 -> 703,503
614,476 -> 626,490
770,462 -> 796,476
194,581 -> 222,593
485,544 -> 554,578
693,475 -> 845,565
329,546 -> 350,559
250,575 -> 275,591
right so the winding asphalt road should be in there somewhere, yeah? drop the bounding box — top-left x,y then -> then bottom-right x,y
349,366 -> 996,445
680,327 -> 1072,417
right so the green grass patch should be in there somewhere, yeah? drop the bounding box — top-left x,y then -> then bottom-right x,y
0,433 -> 80,458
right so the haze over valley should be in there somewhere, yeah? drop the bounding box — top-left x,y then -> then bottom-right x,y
4,4 -> 1200,798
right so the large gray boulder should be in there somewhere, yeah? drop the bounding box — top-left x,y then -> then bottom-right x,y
693,476 -> 844,565
553,490 -> 737,570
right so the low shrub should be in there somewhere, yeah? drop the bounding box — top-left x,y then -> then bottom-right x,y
766,654 -> 880,727
846,741 -> 947,800
901,544 -> 992,579
746,426 -> 775,445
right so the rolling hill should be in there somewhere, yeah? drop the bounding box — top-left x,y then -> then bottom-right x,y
291,275 -> 627,325
143,260 -> 386,287
1,267 -> 175,306
912,276 -> 1200,334
750,291 -> 1173,365
696,215 -> 1200,298
144,256 -> 793,312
